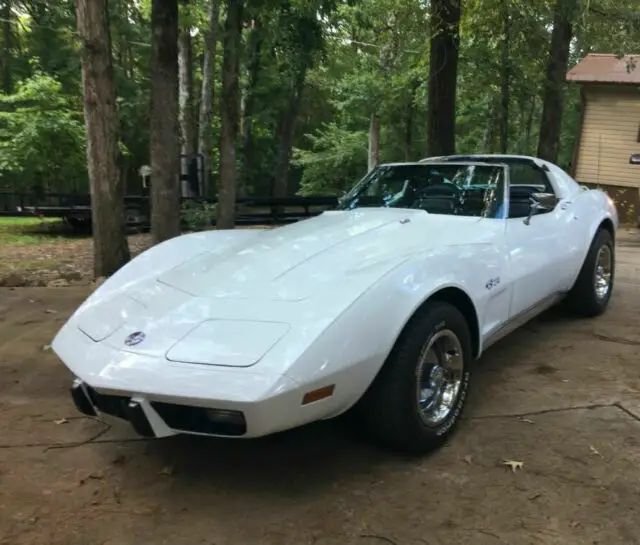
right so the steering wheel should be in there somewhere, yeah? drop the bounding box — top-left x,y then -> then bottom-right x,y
422,180 -> 462,199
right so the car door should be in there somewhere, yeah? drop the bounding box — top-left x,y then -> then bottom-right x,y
504,165 -> 567,318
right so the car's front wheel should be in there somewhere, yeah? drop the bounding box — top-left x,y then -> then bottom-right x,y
356,301 -> 472,455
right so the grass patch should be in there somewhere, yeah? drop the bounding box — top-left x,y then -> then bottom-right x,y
0,257 -> 63,275
0,217 -> 67,245
0,216 -> 60,227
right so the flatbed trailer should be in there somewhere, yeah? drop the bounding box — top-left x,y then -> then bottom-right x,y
0,192 -> 338,231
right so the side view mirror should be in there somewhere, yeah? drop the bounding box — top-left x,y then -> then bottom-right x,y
524,192 -> 558,225
630,154 -> 640,165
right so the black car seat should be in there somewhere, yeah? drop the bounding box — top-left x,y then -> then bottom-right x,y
508,186 -> 536,218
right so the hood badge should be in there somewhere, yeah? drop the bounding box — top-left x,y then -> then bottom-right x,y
124,331 -> 146,347
399,218 -> 411,224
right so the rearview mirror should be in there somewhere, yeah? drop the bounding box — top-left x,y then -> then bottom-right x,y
524,192 -> 558,225
630,154 -> 640,165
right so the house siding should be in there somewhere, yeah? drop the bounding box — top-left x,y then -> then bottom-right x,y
574,85 -> 640,188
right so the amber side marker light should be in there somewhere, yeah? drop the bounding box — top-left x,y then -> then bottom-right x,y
302,384 -> 335,405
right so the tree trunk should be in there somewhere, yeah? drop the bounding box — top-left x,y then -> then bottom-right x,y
537,0 -> 578,163
405,80 -> 419,161
149,0 -> 180,244
217,0 -> 243,229
240,18 -> 264,196
1,0 -> 12,94
524,94 -> 537,153
368,112 -> 380,172
426,0 -> 461,157
272,66 -> 307,199
76,0 -> 130,278
482,95 -> 499,152
178,26 -> 196,197
197,0 -> 219,198
499,0 -> 510,154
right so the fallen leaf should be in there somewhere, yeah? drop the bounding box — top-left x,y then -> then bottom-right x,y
589,445 -> 603,458
517,417 -> 535,424
463,455 -> 473,465
44,309 -> 58,314
160,466 -> 174,476
561,379 -> 570,383
54,418 -> 68,425
42,344 -> 51,352
502,460 -> 524,472
112,454 -> 127,466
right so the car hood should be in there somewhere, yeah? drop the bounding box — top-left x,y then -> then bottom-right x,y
156,208 -> 484,302
67,209 -> 494,367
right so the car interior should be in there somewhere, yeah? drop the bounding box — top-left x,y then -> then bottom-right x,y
428,156 -> 558,220
340,158 -> 560,220
506,163 -> 556,219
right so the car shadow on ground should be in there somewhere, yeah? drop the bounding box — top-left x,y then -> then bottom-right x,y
136,415 -> 420,495
126,305 -> 572,492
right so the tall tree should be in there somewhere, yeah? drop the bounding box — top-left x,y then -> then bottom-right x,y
197,0 -> 220,197
499,0 -> 510,154
149,0 -> 181,243
537,0 -> 578,163
1,0 -> 12,94
240,15 -> 264,195
76,0 -> 130,277
178,22 -> 196,197
217,0 -> 244,229
426,0 -> 461,157
272,9 -> 324,198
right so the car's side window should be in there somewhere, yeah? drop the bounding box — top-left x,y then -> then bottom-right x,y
507,163 -> 555,219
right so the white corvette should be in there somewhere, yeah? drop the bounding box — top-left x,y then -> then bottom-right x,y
52,155 -> 618,454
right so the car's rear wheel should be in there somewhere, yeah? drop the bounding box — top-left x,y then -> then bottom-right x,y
564,228 -> 614,317
356,301 -> 472,455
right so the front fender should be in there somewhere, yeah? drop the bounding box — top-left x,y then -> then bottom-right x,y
283,244 -> 495,414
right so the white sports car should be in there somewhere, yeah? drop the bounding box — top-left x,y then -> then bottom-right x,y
52,154 -> 618,454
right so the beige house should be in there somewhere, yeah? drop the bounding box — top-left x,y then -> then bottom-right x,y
566,53 -> 640,223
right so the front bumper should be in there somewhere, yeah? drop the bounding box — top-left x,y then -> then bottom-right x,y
71,379 -> 247,438
55,312 -> 351,439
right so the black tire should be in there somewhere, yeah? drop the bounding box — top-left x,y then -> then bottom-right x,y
564,228 -> 615,317
355,301 -> 472,455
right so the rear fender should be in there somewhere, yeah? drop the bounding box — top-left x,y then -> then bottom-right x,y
565,189 -> 618,288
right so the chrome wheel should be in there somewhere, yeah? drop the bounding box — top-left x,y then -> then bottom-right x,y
416,330 -> 464,426
594,245 -> 612,300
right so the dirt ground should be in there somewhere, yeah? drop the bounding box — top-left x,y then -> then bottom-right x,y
1,229 -> 640,545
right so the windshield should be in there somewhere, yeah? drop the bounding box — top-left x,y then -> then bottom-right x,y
337,162 -> 506,218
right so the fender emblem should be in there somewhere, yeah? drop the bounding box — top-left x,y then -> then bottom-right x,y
485,277 -> 500,290
124,331 -> 146,347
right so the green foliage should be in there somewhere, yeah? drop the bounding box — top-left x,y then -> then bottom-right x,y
0,71 -> 86,191
294,122 -> 368,195
181,200 -> 217,230
1,0 -> 639,200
